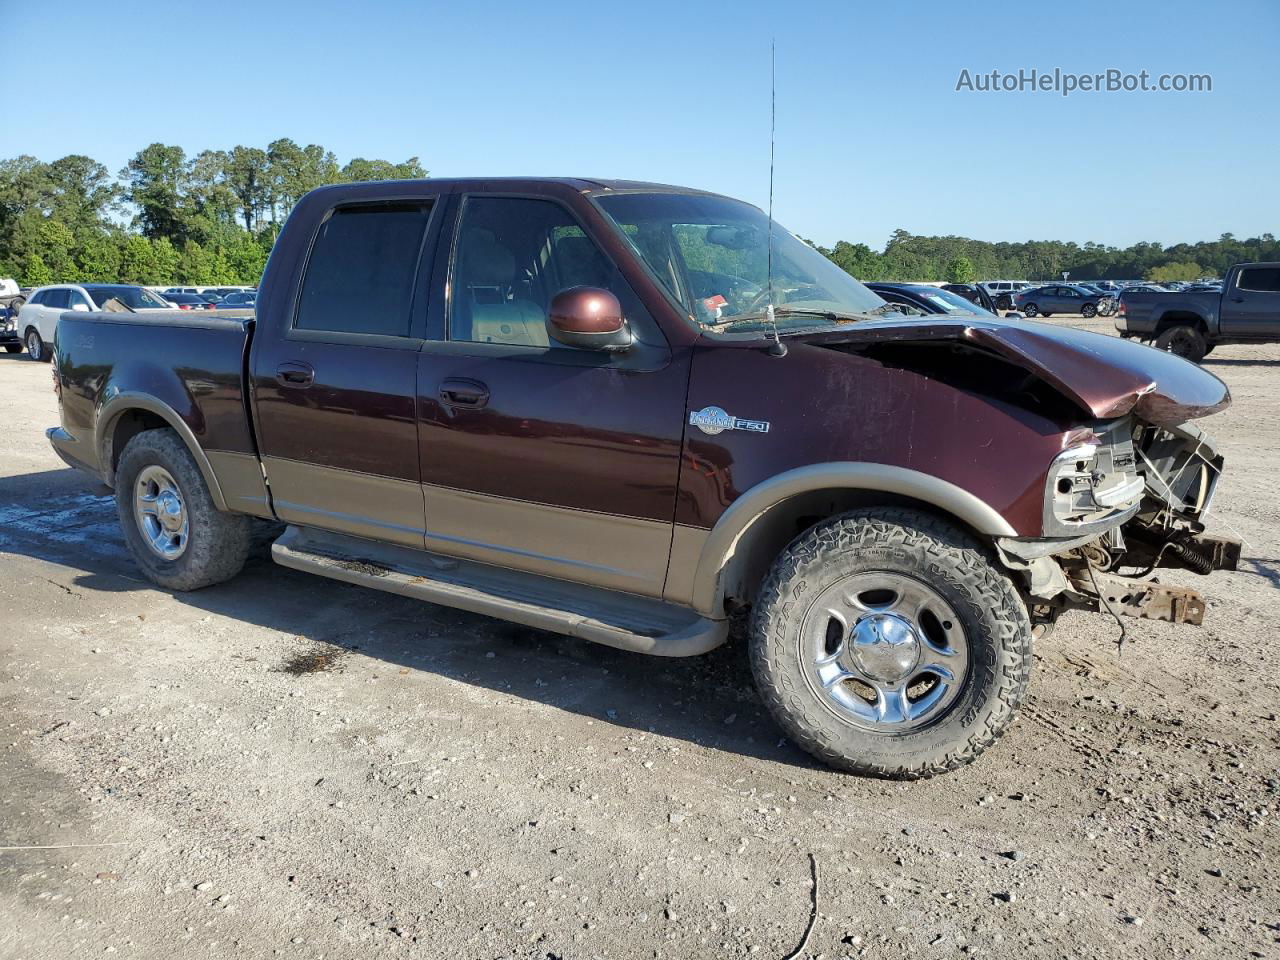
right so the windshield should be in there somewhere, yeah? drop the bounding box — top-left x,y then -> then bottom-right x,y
595,192 -> 885,332
917,287 -> 987,315
88,286 -> 169,309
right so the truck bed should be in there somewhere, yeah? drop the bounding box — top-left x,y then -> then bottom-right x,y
48,310 -> 260,509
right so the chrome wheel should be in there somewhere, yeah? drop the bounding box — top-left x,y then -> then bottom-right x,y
133,465 -> 189,559
26,330 -> 40,359
799,572 -> 969,732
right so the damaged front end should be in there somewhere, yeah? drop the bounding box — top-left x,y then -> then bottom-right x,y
999,419 -> 1239,634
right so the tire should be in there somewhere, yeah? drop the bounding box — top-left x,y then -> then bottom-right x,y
750,507 -> 1032,780
25,328 -> 50,362
4,344 -> 21,353
114,428 -> 251,591
1154,324 -> 1207,363
1021,303 -> 1038,317
995,295 -> 1012,310
1082,303 -> 1097,318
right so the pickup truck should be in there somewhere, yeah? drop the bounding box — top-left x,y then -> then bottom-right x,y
47,177 -> 1239,779
1116,262 -> 1280,362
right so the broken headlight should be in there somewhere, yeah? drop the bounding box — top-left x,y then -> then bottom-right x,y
1043,422 -> 1144,536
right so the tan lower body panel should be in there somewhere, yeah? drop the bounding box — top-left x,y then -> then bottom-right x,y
665,524 -> 710,606
422,484 -> 672,598
260,456 -> 426,547
205,450 -> 274,520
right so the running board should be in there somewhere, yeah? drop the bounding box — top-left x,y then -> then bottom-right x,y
271,526 -> 728,657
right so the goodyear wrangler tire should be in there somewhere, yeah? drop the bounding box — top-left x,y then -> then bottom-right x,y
749,507 -> 1032,779
115,428 -> 251,591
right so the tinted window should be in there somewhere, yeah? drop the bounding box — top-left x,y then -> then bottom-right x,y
28,291 -> 44,306
43,289 -> 70,309
295,203 -> 431,337
450,197 -> 622,347
1237,267 -> 1280,293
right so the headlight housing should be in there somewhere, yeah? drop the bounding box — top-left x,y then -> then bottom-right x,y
1043,421 -> 1144,536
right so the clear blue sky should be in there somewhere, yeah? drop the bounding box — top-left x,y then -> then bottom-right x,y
3,0 -> 1275,249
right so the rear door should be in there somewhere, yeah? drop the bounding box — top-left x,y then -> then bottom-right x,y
251,198 -> 443,546
413,193 -> 689,598
36,288 -> 69,343
1219,266 -> 1280,337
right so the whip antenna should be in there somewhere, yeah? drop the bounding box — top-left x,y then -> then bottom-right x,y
764,39 -> 786,356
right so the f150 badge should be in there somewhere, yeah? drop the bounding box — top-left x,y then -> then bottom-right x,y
689,406 -> 771,436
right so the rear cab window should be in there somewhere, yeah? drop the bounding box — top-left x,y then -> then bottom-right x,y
294,202 -> 433,338
1236,267 -> 1280,293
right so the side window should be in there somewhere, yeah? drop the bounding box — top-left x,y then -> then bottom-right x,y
449,197 -> 620,347
44,289 -> 70,309
27,291 -> 44,306
68,290 -> 92,310
295,202 -> 432,337
1237,267 -> 1280,293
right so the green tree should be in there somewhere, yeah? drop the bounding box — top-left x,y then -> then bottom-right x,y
223,146 -> 271,232
945,255 -> 977,284
118,234 -> 160,284
1147,261 -> 1205,283
76,231 -> 123,281
121,144 -> 188,240
22,251 -> 53,286
340,157 -> 427,182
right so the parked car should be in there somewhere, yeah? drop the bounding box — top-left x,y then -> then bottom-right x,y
17,283 -> 172,361
1012,284 -> 1108,318
979,281 -> 1031,311
218,291 -> 257,307
1116,262 -> 1280,361
0,303 -> 21,353
0,276 -> 27,317
47,177 -> 1237,780
164,293 -> 217,311
1121,284 -> 1167,294
868,282 -> 1005,318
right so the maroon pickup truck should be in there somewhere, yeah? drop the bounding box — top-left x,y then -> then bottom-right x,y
47,177 -> 1237,779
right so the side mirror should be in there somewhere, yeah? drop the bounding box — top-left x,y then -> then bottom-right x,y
71,301 -> 91,312
547,287 -> 632,352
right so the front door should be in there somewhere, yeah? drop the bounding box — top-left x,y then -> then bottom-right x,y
251,199 -> 441,546
1220,265 -> 1280,337
415,194 -> 689,597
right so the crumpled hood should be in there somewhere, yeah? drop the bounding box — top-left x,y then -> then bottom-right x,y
802,317 -> 1230,426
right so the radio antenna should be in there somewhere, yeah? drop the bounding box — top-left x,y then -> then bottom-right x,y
764,39 -> 786,356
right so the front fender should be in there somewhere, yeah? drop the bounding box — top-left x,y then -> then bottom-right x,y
684,462 -> 1016,618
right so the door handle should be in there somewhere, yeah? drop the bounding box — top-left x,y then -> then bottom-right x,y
1230,297 -> 1245,303
276,361 -> 315,388
438,378 -> 489,409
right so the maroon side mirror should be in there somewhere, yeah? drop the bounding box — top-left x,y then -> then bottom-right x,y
547,287 -> 633,352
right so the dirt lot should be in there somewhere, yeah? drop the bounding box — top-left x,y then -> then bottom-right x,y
1,319 -> 1277,960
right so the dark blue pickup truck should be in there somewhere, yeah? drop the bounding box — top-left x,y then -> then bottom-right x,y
1117,262 -> 1280,362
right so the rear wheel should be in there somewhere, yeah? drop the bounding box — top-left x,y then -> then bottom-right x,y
750,507 -> 1032,779
115,428 -> 251,591
1021,303 -> 1038,317
1154,324 -> 1207,363
1081,303 -> 1097,318
24,328 -> 49,362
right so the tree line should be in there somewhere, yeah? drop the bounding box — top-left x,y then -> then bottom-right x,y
2,141 -> 1274,288
0,141 -> 425,287
811,228 -> 1280,286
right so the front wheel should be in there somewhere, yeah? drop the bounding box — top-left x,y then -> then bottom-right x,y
1082,303 -> 1097,318
1021,303 -> 1038,317
114,428 -> 252,591
750,508 -> 1032,779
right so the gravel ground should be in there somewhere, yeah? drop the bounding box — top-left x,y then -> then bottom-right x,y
1,319 -> 1277,960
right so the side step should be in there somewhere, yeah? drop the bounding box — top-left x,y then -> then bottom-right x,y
271,526 -> 729,657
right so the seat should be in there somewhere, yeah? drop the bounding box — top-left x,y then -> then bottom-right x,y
453,229 -> 547,346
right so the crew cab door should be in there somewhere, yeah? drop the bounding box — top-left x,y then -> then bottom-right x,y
250,198 -> 442,546
414,194 -> 689,598
1219,265 -> 1280,337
